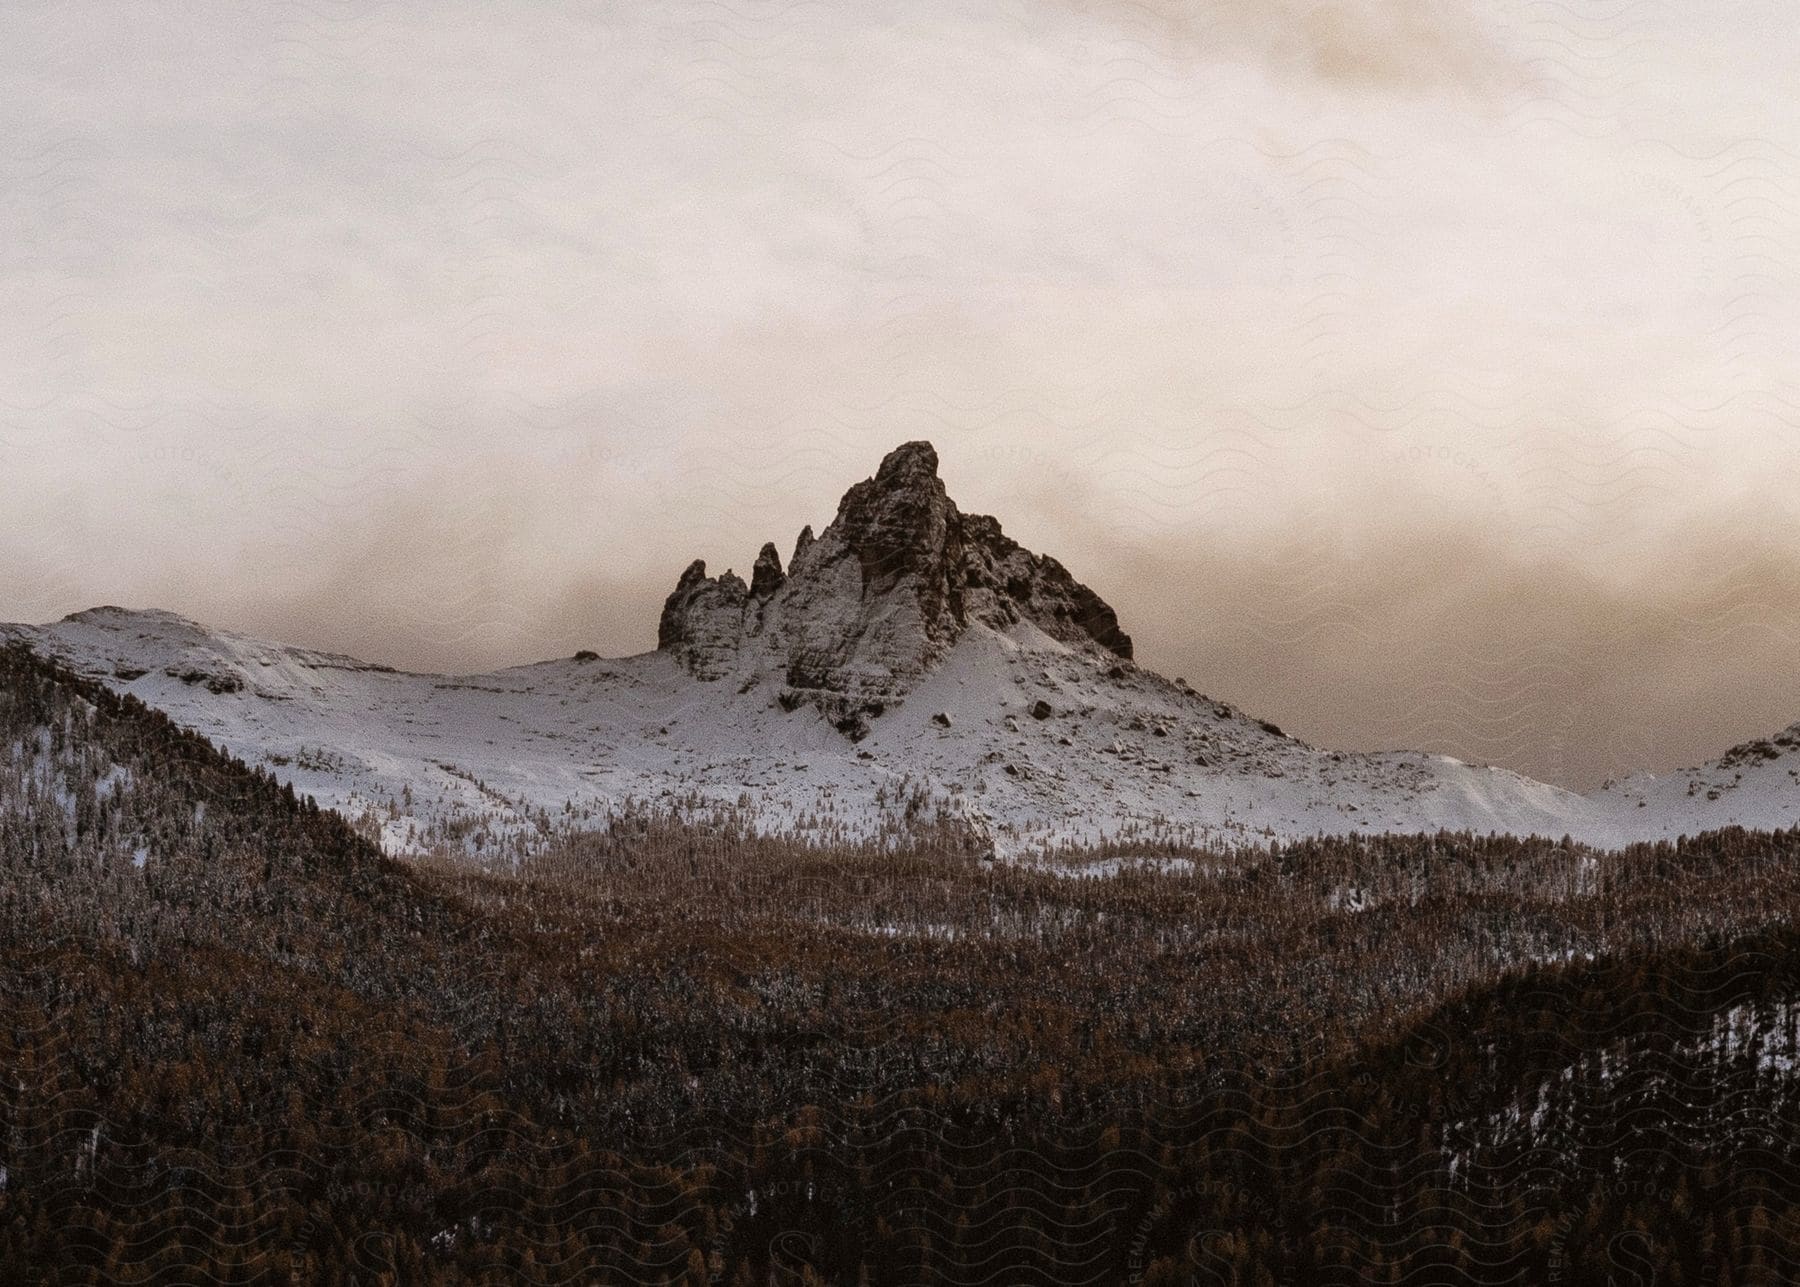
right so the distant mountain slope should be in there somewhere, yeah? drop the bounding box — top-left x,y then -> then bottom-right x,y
4,443 -> 1795,858
1580,722 -> 1800,836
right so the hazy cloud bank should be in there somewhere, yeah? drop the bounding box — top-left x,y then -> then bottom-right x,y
3,0 -> 1797,788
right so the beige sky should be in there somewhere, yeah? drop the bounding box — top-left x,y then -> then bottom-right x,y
3,1 -> 1798,789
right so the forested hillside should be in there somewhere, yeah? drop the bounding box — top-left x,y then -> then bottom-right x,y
4,641 -> 1799,1284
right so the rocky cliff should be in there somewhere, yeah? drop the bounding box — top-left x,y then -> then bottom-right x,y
658,441 -> 1132,736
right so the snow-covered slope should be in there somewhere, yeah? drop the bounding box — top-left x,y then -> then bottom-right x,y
1589,724 -> 1800,839
4,443 -> 1793,859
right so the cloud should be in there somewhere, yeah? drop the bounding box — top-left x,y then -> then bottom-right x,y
1114,511 -> 1800,791
1052,0 -> 1507,95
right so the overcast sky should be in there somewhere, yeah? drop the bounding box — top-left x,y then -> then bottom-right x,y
3,1 -> 1798,789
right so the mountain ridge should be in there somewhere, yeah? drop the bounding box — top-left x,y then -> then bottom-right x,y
4,443 -> 1797,858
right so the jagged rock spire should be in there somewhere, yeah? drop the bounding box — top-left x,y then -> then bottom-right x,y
658,442 -> 1132,734
657,559 -> 747,679
750,542 -> 786,598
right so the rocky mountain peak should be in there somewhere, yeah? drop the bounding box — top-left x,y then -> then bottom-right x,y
873,438 -> 940,487
658,441 -> 1133,736
830,440 -> 956,593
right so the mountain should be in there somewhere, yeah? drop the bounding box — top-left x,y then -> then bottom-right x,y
11,606 -> 1800,1283
3,442 -> 1796,859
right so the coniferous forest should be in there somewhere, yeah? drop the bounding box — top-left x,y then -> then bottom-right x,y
4,640 -> 1800,1283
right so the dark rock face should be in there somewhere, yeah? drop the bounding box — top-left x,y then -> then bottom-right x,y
952,513 -> 1132,660
658,442 -> 1134,728
750,543 -> 786,598
657,560 -> 708,652
657,559 -> 748,681
831,441 -> 956,601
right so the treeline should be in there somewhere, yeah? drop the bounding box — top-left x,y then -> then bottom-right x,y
2,642 -> 1799,1283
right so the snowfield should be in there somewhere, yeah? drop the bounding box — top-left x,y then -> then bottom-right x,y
5,604 -> 1796,862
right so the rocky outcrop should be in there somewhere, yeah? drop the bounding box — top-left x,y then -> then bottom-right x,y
953,512 -> 1132,658
657,560 -> 748,681
750,543 -> 786,598
658,441 -> 1134,735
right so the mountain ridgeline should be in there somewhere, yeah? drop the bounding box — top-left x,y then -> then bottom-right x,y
3,441 -> 1798,861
